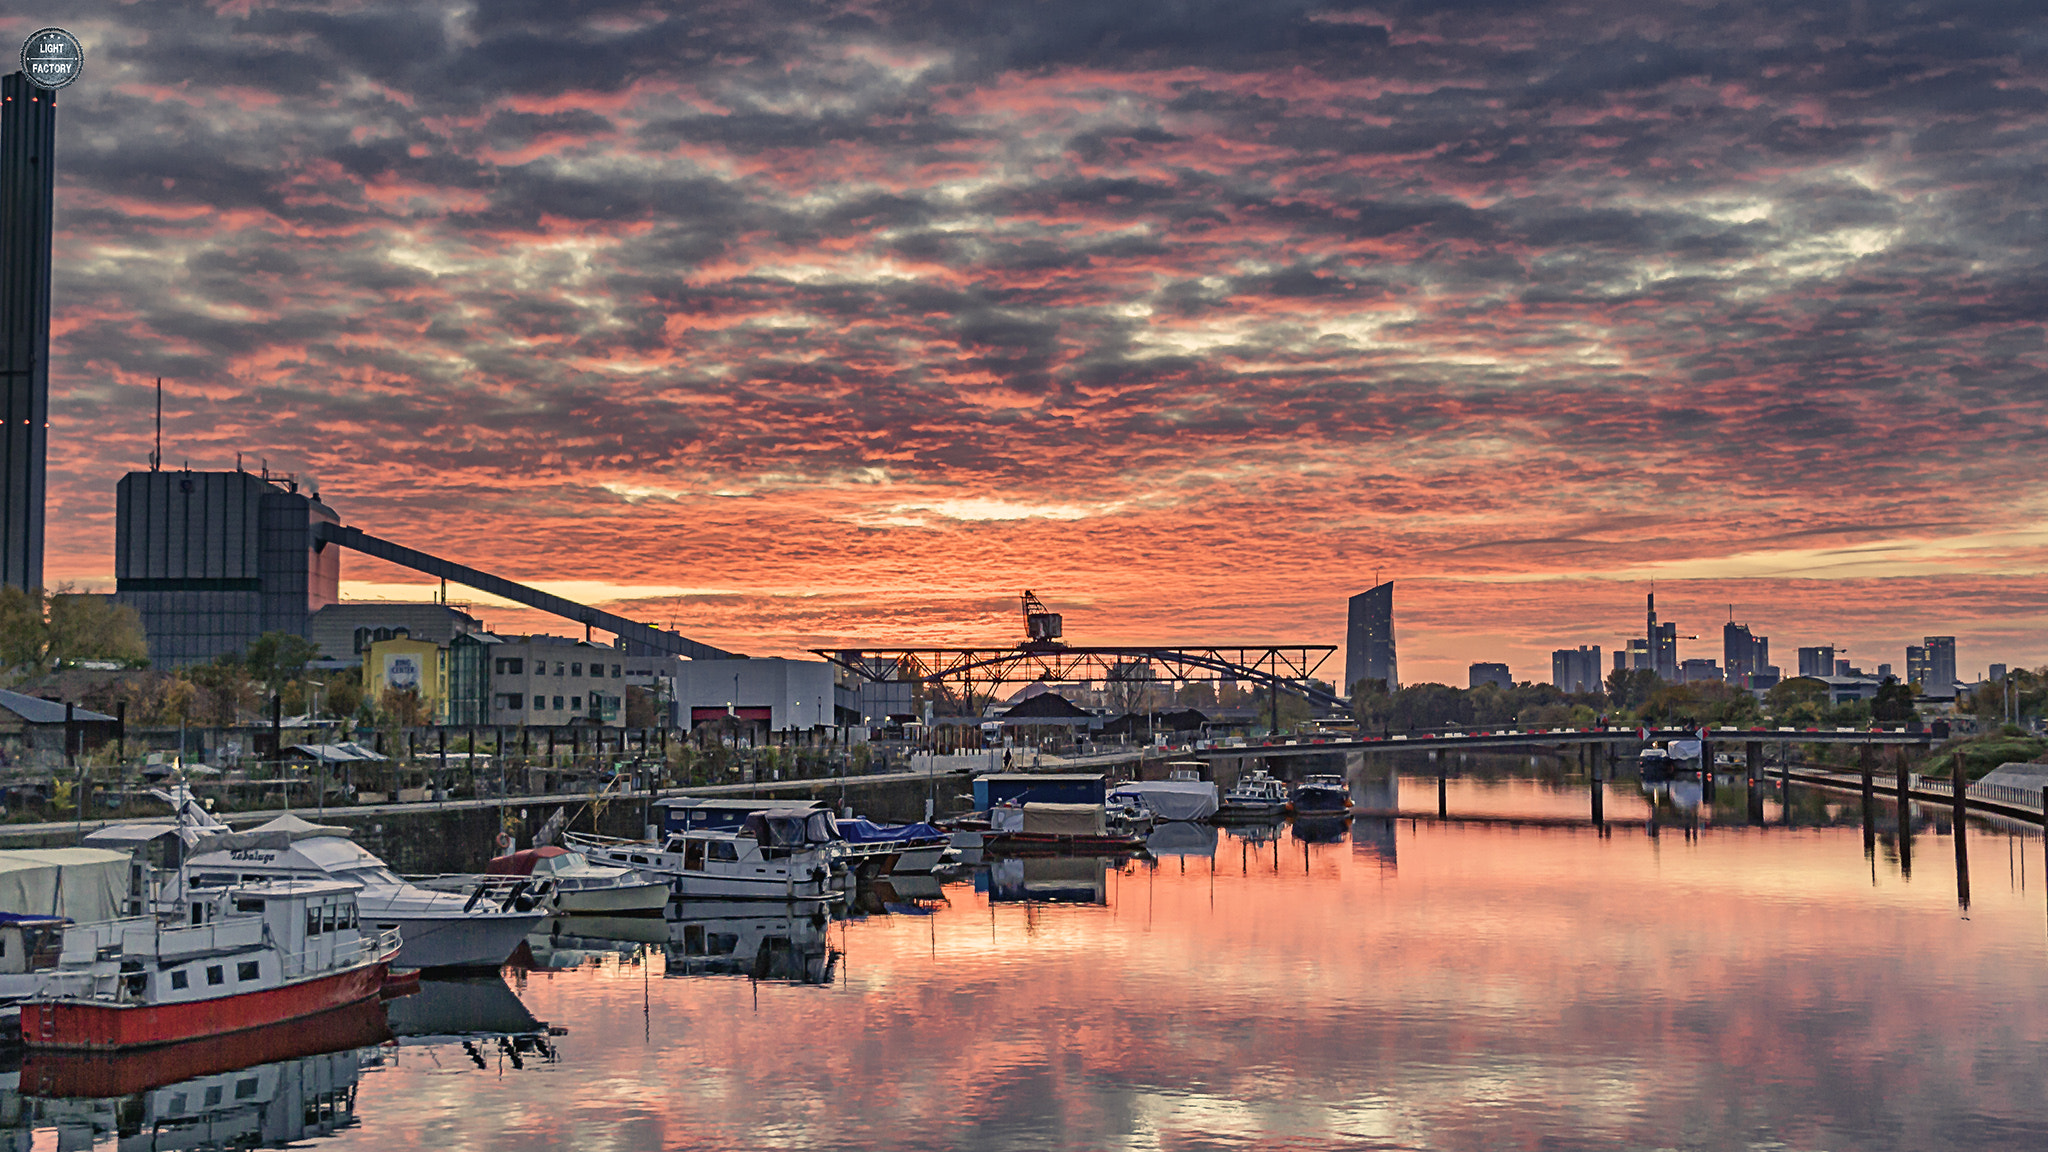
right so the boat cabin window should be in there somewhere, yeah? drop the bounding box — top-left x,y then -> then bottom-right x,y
709,841 -> 739,862
631,855 -> 650,865
684,841 -> 706,870
237,960 -> 259,981
170,969 -> 188,990
235,898 -> 265,914
192,872 -> 237,888
205,965 -> 224,986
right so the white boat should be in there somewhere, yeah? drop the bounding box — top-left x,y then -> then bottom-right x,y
565,809 -> 838,902
161,814 -> 543,970
415,846 -> 669,916
1109,768 -> 1220,822
1218,769 -> 1289,819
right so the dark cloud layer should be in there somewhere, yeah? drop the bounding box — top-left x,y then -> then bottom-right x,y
16,0 -> 2048,679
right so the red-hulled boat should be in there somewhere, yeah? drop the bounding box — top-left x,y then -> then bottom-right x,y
22,879 -> 400,1051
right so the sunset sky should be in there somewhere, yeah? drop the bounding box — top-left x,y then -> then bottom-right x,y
17,0 -> 2048,685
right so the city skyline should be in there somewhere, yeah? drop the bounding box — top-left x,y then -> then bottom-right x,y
8,1 -> 2046,684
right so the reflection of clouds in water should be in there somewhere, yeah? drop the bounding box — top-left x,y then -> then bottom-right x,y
296,812 -> 2048,1149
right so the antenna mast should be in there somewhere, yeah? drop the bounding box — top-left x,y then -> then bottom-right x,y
151,377 -> 162,471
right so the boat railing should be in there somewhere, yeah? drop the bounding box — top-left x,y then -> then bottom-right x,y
278,927 -> 403,980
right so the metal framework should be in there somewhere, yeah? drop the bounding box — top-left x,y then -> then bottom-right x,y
315,522 -> 740,661
813,644 -> 1344,712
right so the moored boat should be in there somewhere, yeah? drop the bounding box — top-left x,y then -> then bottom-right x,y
416,846 -> 670,917
982,802 -> 1145,853
565,809 -> 839,901
1217,769 -> 1289,819
22,879 -> 399,1051
1108,769 -> 1220,822
1290,775 -> 1353,818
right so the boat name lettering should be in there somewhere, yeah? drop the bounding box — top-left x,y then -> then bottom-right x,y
228,849 -> 278,862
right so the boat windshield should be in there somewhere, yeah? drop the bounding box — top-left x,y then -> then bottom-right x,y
338,865 -> 403,887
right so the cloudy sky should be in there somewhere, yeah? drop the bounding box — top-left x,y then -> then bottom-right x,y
18,0 -> 2048,685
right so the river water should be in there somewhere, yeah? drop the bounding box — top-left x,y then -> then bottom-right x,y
7,773 -> 2048,1151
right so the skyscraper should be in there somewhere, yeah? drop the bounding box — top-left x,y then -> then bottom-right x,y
1722,620 -> 1768,686
0,74 -> 59,591
1906,644 -> 1929,688
1642,592 -> 1679,678
1344,581 -> 1397,692
1924,636 -> 1956,693
1552,645 -> 1603,693
1797,646 -> 1834,679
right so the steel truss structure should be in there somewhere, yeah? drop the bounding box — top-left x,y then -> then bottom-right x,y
812,644 -> 1344,713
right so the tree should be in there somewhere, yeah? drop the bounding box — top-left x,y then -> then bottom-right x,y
0,586 -> 148,682
378,687 -> 432,730
244,631 -> 318,698
1605,668 -> 1660,713
1872,677 -> 1917,723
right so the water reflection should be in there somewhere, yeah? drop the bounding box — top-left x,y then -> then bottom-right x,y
979,856 -> 1108,904
4,1003 -> 386,1152
664,902 -> 838,984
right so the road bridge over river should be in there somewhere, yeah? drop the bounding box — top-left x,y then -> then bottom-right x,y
1184,724 -> 1934,762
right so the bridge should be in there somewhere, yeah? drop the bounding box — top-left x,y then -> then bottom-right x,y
1183,724 -> 1935,760
313,522 -> 739,661
815,643 -> 1345,713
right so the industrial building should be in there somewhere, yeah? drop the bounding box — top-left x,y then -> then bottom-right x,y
308,601 -> 483,664
1344,582 -> 1397,692
112,468 -> 339,667
1,74 -> 59,592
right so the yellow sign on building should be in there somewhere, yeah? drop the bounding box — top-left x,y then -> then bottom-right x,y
366,637 -> 448,724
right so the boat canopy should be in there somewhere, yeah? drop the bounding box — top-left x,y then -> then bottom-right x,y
1021,803 -> 1105,837
486,846 -> 573,877
0,848 -> 130,924
835,818 -> 945,845
741,810 -> 842,848
194,813 -> 355,854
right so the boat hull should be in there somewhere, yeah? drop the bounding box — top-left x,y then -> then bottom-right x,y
1216,800 -> 1287,820
24,960 -> 390,1052
553,881 -> 670,916
355,909 -> 543,969
888,843 -> 949,874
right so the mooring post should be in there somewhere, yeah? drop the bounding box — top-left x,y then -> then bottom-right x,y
1437,771 -> 1448,819
1895,744 -> 1910,805
1861,743 -> 1877,857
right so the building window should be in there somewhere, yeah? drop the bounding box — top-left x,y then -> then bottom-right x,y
170,969 -> 188,990
237,960 -> 260,981
571,662 -> 582,676
206,965 -> 224,986
553,696 -> 564,710
611,664 -> 621,678
495,693 -> 523,710
494,657 -> 525,675
571,696 -> 582,710
555,663 -> 565,676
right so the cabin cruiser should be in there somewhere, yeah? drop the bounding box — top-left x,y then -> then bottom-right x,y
415,846 -> 670,916
1217,769 -> 1289,819
833,818 -> 951,876
1290,775 -> 1353,817
155,813 -> 544,970
19,879 -> 398,1050
565,809 -> 840,901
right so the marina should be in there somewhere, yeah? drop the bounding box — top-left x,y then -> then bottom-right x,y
0,768 -> 2039,1147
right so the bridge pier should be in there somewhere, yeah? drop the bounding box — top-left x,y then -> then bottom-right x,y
1860,744 -> 1876,859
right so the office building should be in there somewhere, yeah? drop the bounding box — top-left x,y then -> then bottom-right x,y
1990,663 -> 2007,683
1680,658 -> 1723,683
1723,621 -> 1769,686
1906,644 -> 1928,688
113,469 -> 340,667
1923,636 -> 1956,694
1552,645 -> 1603,693
1468,662 -> 1513,690
365,636 -> 448,724
1344,582 -> 1398,692
1797,646 -> 1835,680
0,74 -> 58,592
1618,638 -> 1651,674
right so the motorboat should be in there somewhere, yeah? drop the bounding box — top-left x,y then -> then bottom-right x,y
833,818 -> 951,876
564,809 -> 839,901
983,802 -> 1145,853
415,846 -> 670,917
1217,769 -> 1289,819
1108,768 -> 1220,822
1638,747 -> 1676,781
1290,775 -> 1354,818
1103,795 -> 1156,837
21,878 -> 398,1051
162,813 -> 544,970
